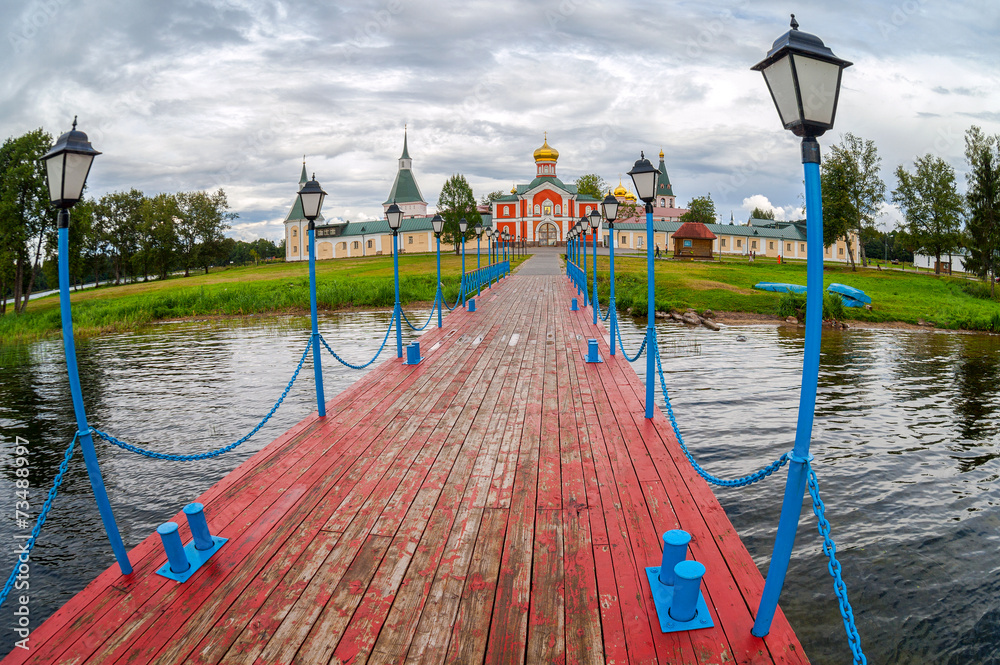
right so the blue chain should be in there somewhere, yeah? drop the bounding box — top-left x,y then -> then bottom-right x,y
614,319 -> 647,362
401,306 -> 434,331
654,344 -> 789,487
92,338 -> 312,461
806,462 -> 868,665
599,294 -> 613,322
318,318 -> 392,370
443,283 -> 465,311
0,432 -> 77,610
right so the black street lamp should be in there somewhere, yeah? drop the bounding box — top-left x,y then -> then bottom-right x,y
42,118 -> 132,575
297,173 -> 328,417
386,201 -> 404,357
750,15 -> 852,639
602,192 -> 620,355
628,151 -> 660,419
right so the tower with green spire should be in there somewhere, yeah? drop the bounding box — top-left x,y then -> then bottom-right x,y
383,126 -> 428,218
283,160 -> 326,261
655,148 -> 676,208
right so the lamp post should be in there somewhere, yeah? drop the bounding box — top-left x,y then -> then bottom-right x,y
42,118 -> 132,575
386,201 -> 404,358
432,213 -> 444,328
298,173 -> 328,418
628,151 -> 660,419
487,228 -> 495,288
475,222 -> 483,294
360,225 -> 366,257
459,217 -> 468,307
589,208 -> 601,325
579,217 -> 588,309
750,14 -> 851,638
602,192 -> 620,354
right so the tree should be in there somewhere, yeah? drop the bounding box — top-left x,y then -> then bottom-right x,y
479,190 -> 505,207
679,194 -> 717,225
892,154 -> 964,275
437,174 -> 481,253
140,193 -> 180,280
0,129 -> 53,315
962,125 -> 1000,295
575,174 -> 607,200
95,189 -> 144,284
750,207 -> 775,220
820,133 -> 886,270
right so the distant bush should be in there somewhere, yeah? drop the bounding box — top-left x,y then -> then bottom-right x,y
961,280 -> 995,300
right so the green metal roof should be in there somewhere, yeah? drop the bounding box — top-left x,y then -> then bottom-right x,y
383,166 -> 426,206
656,156 -> 674,197
400,129 -> 410,160
611,219 -> 807,241
331,213 -> 494,238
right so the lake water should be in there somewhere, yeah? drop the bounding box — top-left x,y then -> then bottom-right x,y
1,310 -> 998,663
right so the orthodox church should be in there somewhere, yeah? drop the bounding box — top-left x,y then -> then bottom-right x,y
490,135 -> 602,245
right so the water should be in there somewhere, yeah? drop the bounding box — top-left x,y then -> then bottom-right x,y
1,311 -> 998,663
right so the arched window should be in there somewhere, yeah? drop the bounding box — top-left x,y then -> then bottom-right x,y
543,203 -> 552,216
368,240 -> 374,248
534,204 -> 540,215
660,198 -> 665,207
291,228 -> 297,238
555,204 -> 561,215
505,206 -> 510,216
352,241 -> 359,249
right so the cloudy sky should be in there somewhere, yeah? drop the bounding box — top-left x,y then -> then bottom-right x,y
3,0 -> 998,240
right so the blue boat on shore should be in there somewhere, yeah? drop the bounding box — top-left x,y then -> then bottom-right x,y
827,282 -> 871,307
754,282 -> 807,294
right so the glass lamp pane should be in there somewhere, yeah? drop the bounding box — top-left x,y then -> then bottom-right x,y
300,192 -> 324,219
762,56 -> 799,127
602,198 -> 618,221
62,153 -> 94,202
45,154 -> 65,203
793,54 -> 840,125
631,171 -> 658,201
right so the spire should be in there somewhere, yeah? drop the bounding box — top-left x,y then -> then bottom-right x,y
656,148 -> 674,198
400,124 -> 410,160
299,157 -> 308,186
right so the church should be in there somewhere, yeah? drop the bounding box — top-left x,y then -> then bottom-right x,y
490,135 -> 602,245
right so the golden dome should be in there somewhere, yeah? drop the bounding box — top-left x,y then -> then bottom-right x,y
510,183 -> 517,194
613,178 -> 629,198
659,148 -> 664,161
624,191 -> 637,202
533,132 -> 559,162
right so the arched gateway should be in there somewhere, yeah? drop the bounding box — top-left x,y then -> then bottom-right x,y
537,222 -> 559,245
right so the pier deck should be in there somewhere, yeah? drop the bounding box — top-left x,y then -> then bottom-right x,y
8,253 -> 807,664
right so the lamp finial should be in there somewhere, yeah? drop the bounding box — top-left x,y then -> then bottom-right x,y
790,13 -> 799,30
72,115 -> 78,130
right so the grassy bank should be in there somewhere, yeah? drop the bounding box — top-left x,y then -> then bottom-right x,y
592,255 -> 1000,332
2,253 -> 526,344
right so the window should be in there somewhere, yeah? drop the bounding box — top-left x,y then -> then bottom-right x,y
737,239 -> 742,248
352,241 -> 359,249
534,204 -> 540,215
292,245 -> 298,254
555,204 -> 561,215
368,240 -> 373,249
787,243 -> 792,252
769,241 -> 774,250
291,228 -> 297,238
544,204 -> 552,215
751,240 -> 757,249
620,235 -> 626,245
683,239 -> 692,248
660,198 -> 665,207
408,236 -> 413,244
637,236 -> 643,247
721,238 -> 726,247
839,247 -> 844,256
504,206 -> 510,216
340,242 -> 346,250
800,243 -> 805,252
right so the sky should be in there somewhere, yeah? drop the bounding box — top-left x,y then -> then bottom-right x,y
2,0 -> 998,241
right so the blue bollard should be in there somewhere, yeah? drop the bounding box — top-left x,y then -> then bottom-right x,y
586,338 -> 602,364
469,298 -> 476,312
658,530 -> 691,586
183,503 -> 214,551
669,560 -> 707,622
571,298 -> 578,311
157,522 -> 190,574
405,341 -> 422,365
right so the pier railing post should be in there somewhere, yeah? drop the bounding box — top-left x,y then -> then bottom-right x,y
385,202 -> 404,358
307,223 -> 325,417
752,137 -> 825,636
627,152 -> 659,420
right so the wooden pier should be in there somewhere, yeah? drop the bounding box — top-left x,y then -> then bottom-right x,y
7,252 -> 807,664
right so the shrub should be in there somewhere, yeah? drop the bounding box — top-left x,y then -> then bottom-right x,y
777,291 -> 846,322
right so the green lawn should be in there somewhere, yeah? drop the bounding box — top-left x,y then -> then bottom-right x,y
591,255 -> 1000,332
2,253 -> 524,344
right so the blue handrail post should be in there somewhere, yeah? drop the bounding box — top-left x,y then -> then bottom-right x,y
393,231 -> 403,358
58,217 -> 132,575
592,230 -> 598,326
435,233 -> 443,328
609,221 -> 617,355
644,202 -> 656,418
461,234 -> 467,308
582,228 -> 588,308
753,137 -> 825,636
307,224 -> 326,416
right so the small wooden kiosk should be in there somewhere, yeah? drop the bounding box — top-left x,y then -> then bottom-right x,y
672,221 -> 718,259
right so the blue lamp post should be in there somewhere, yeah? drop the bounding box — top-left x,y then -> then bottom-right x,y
386,201 -> 404,358
589,209 -> 601,325
298,173 -> 328,417
42,118 -> 132,575
628,151 -> 660,419
475,222 -> 483,294
750,14 -> 852,637
602,192 -> 620,354
459,217 -> 468,307
579,217 -> 589,308
432,214 -> 444,328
